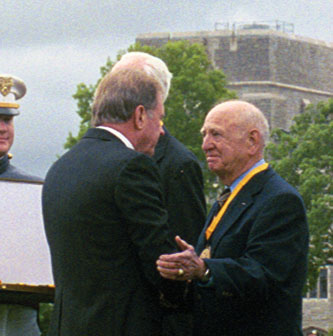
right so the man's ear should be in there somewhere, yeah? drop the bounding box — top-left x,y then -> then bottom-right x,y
247,129 -> 261,155
133,105 -> 147,130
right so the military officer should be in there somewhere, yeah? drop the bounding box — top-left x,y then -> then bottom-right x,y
0,74 -> 42,335
0,74 -> 41,182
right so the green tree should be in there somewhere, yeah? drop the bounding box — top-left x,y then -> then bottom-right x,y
39,303 -> 54,335
64,57 -> 114,149
65,41 -> 235,201
266,99 -> 333,290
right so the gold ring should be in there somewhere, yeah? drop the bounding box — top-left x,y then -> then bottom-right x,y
178,269 -> 184,276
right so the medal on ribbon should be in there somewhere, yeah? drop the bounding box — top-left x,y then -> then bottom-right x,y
200,245 -> 211,259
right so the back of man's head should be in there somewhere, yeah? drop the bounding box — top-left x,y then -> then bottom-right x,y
112,52 -> 172,102
91,68 -> 161,127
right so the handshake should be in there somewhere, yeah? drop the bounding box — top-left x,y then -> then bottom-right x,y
156,236 -> 209,283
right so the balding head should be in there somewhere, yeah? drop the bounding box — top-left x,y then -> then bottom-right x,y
201,100 -> 269,184
209,100 -> 269,146
112,52 -> 172,102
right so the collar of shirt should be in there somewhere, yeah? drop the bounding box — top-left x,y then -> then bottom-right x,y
229,159 -> 266,192
96,126 -> 135,150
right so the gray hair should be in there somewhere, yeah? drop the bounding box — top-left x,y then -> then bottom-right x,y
112,52 -> 172,102
91,68 -> 161,126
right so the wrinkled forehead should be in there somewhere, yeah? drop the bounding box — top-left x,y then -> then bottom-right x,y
201,107 -> 237,132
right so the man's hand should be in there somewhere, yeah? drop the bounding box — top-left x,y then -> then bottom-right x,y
156,236 -> 207,281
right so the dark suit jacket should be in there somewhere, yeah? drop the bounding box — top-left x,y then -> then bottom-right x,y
42,128 -> 183,336
194,167 -> 308,336
153,129 -> 206,336
153,129 -> 206,246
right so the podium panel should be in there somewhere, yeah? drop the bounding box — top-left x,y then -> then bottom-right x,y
0,180 -> 54,286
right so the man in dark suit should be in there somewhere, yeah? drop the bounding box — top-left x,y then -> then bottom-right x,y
112,51 -> 206,246
112,52 -> 206,336
42,68 -> 184,335
153,128 -> 206,246
157,100 -> 309,336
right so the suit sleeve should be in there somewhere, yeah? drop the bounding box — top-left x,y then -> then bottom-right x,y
204,192 -> 308,300
114,154 -> 183,294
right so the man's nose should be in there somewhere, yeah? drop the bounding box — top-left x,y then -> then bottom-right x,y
202,135 -> 212,151
0,120 -> 7,130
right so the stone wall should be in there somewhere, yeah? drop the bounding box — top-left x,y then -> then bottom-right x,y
302,265 -> 333,332
136,29 -> 333,131
214,35 -> 271,82
271,36 -> 333,92
229,81 -> 330,130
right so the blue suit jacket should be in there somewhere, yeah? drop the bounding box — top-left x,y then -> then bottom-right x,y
194,167 -> 308,336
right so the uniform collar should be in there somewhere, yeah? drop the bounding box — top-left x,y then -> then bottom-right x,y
0,154 -> 10,175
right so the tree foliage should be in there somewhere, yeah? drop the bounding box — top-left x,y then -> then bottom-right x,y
64,41 -> 235,200
64,57 -> 114,149
266,99 -> 333,289
39,303 -> 54,335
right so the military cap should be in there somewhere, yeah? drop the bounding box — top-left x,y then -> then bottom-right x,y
0,74 -> 26,116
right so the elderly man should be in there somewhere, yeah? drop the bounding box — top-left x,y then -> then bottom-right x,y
157,100 -> 309,336
112,52 -> 206,336
42,68 -> 185,336
0,74 -> 42,336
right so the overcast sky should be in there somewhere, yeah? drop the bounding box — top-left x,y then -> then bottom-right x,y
1,0 -> 332,178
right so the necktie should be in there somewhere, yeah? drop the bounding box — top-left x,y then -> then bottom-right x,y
217,188 -> 231,208
200,189 -> 231,258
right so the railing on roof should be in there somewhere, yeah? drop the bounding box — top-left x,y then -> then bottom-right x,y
214,20 -> 294,34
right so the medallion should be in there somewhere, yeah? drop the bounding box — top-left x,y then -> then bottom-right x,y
200,245 -> 211,259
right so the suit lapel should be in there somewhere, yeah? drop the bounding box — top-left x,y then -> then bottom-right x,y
209,168 -> 275,255
153,128 -> 169,163
203,202 -> 220,232
209,191 -> 254,254
196,202 -> 220,253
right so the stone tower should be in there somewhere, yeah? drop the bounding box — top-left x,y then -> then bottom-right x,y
136,23 -> 333,131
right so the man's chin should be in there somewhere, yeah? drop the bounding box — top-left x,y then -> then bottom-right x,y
207,161 -> 218,171
0,145 -> 10,156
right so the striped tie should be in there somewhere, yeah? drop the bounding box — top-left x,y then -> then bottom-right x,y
217,188 -> 231,208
